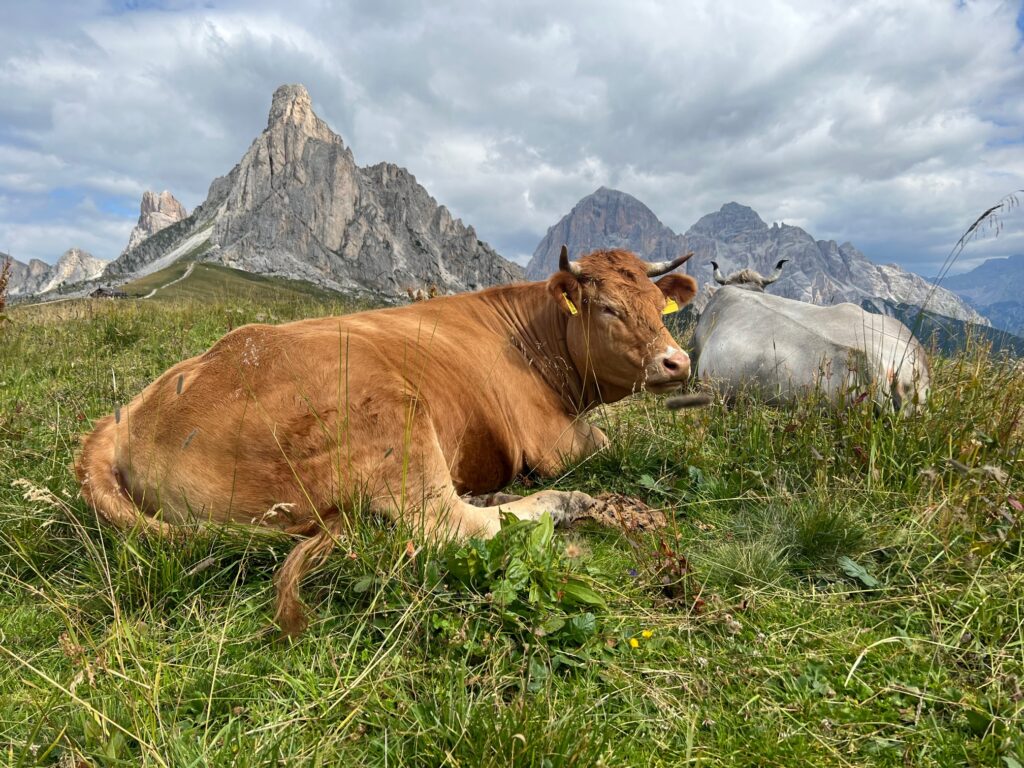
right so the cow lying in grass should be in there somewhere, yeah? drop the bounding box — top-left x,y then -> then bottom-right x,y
76,247 -> 697,634
688,260 -> 930,412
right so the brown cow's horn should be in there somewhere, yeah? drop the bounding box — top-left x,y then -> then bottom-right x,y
645,251 -> 693,277
559,245 -> 583,276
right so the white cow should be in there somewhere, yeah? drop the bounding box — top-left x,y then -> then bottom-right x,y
688,261 -> 930,412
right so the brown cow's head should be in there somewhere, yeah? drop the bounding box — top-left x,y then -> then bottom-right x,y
547,247 -> 697,400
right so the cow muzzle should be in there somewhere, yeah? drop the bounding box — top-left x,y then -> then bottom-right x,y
645,346 -> 691,391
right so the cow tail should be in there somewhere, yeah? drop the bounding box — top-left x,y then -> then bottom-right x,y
74,415 -> 168,535
274,514 -> 346,637
664,392 -> 714,410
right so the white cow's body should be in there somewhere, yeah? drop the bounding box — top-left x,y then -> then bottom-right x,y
694,285 -> 930,412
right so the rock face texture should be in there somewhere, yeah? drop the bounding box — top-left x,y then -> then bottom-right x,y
6,248 -> 109,297
941,254 -> 1024,335
122,191 -> 187,255
105,84 -> 522,294
6,256 -> 53,296
529,189 -> 985,324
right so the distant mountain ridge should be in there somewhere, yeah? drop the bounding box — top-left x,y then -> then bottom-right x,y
6,255 -> 50,297
106,84 -> 522,296
940,254 -> 1024,335
4,187 -> 183,301
529,190 -> 985,325
6,248 -> 108,297
683,203 -> 985,323
879,300 -> 1024,357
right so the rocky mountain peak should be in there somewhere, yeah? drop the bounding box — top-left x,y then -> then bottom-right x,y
46,248 -> 109,291
525,186 -> 686,278
26,258 -> 49,277
269,84 -> 310,120
105,83 -> 521,295
7,247 -> 109,297
59,246 -> 86,262
574,187 -> 660,221
123,190 -> 188,255
691,202 -> 768,237
266,83 -> 334,144
5,256 -> 49,297
141,190 -> 184,217
681,208 -> 984,322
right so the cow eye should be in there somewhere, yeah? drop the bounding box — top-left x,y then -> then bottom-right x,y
601,305 -> 620,318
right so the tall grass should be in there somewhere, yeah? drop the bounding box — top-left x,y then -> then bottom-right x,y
0,257 -> 11,318
1,293 -> 1022,766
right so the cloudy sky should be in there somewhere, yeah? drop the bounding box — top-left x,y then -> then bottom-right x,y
2,0 -> 1023,275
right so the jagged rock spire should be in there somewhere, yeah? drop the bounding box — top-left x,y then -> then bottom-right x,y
106,83 -> 522,294
122,190 -> 188,255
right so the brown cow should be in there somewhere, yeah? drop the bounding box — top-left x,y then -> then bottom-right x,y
76,247 -> 697,634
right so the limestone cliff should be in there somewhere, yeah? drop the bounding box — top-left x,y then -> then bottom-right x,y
526,187 -> 687,279
122,190 -> 187,255
105,84 -> 522,294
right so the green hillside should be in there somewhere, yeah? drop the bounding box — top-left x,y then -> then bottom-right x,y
119,260 -> 355,304
872,300 -> 1024,356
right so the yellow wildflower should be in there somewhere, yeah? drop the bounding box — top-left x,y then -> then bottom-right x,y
629,638 -> 639,649
641,630 -> 654,639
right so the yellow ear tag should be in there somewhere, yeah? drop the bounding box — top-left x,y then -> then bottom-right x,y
562,293 -> 578,315
662,298 -> 680,315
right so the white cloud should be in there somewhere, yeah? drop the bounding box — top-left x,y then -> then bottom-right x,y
0,0 -> 1021,276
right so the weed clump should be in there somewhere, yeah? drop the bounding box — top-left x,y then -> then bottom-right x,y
446,512 -> 606,646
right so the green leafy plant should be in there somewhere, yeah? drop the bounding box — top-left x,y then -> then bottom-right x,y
446,511 -> 606,644
837,555 -> 880,589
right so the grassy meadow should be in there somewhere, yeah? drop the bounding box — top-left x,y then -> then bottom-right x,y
0,280 -> 1022,766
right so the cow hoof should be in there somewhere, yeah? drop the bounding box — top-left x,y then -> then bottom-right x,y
572,492 -> 668,532
527,490 -> 597,525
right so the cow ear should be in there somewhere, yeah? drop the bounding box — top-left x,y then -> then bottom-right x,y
547,271 -> 582,316
656,273 -> 697,307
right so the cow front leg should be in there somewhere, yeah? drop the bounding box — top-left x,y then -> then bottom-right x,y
485,489 -> 597,526
422,489 -> 599,540
462,491 -> 524,507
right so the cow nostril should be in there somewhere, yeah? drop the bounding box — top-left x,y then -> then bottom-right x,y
660,350 -> 689,376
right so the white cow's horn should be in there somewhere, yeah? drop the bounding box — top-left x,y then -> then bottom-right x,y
711,261 -> 727,285
559,245 -> 584,276
645,251 -> 693,277
760,258 -> 789,286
